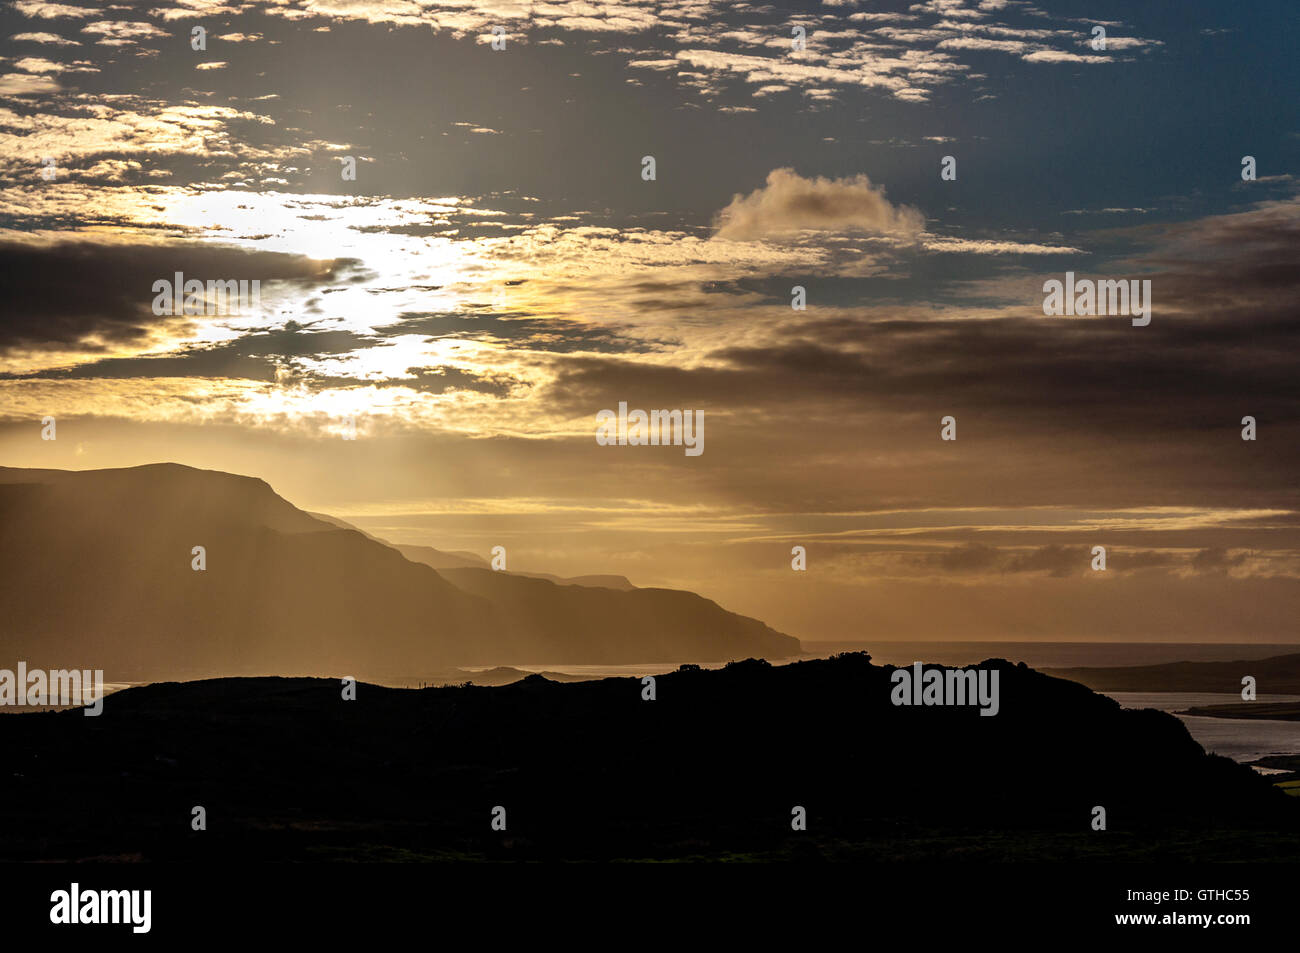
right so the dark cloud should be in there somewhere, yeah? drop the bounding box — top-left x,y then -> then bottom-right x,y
379,312 -> 666,355
280,366 -> 518,397
0,325 -> 376,382
0,241 -> 340,354
535,201 -> 1300,515
1190,547 -> 1251,574
903,543 -> 1227,578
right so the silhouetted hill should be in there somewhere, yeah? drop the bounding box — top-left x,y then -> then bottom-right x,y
449,665 -> 591,685
396,543 -> 635,588
0,464 -> 491,679
1046,653 -> 1300,693
497,570 -> 635,590
393,542 -> 490,570
439,567 -> 793,661
0,653 -> 1292,862
311,513 -> 635,587
0,464 -> 799,680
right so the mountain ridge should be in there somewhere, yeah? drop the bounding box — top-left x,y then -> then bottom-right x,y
0,463 -> 799,680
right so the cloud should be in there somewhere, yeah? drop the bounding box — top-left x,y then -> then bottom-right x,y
81,21 -> 170,47
10,32 -> 82,45
0,101 -> 317,184
1079,36 -> 1161,51
0,241 -> 340,362
1021,50 -> 1112,64
713,168 -> 925,241
921,236 -> 1083,254
11,1 -> 98,19
937,37 -> 1028,52
451,122 -> 501,135
909,0 -> 986,19
894,542 -> 1249,579
13,56 -> 98,74
0,72 -> 59,95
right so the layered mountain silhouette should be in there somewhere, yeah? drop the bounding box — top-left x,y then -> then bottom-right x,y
388,539 -> 635,589
0,464 -> 797,681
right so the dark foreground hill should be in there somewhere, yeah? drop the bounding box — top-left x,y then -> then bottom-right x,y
1045,653 -> 1300,694
0,653 -> 1294,862
0,464 -> 797,680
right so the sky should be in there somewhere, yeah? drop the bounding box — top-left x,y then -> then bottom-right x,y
1,0 -> 1298,643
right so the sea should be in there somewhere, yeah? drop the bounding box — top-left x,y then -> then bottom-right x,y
1105,693 -> 1300,766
